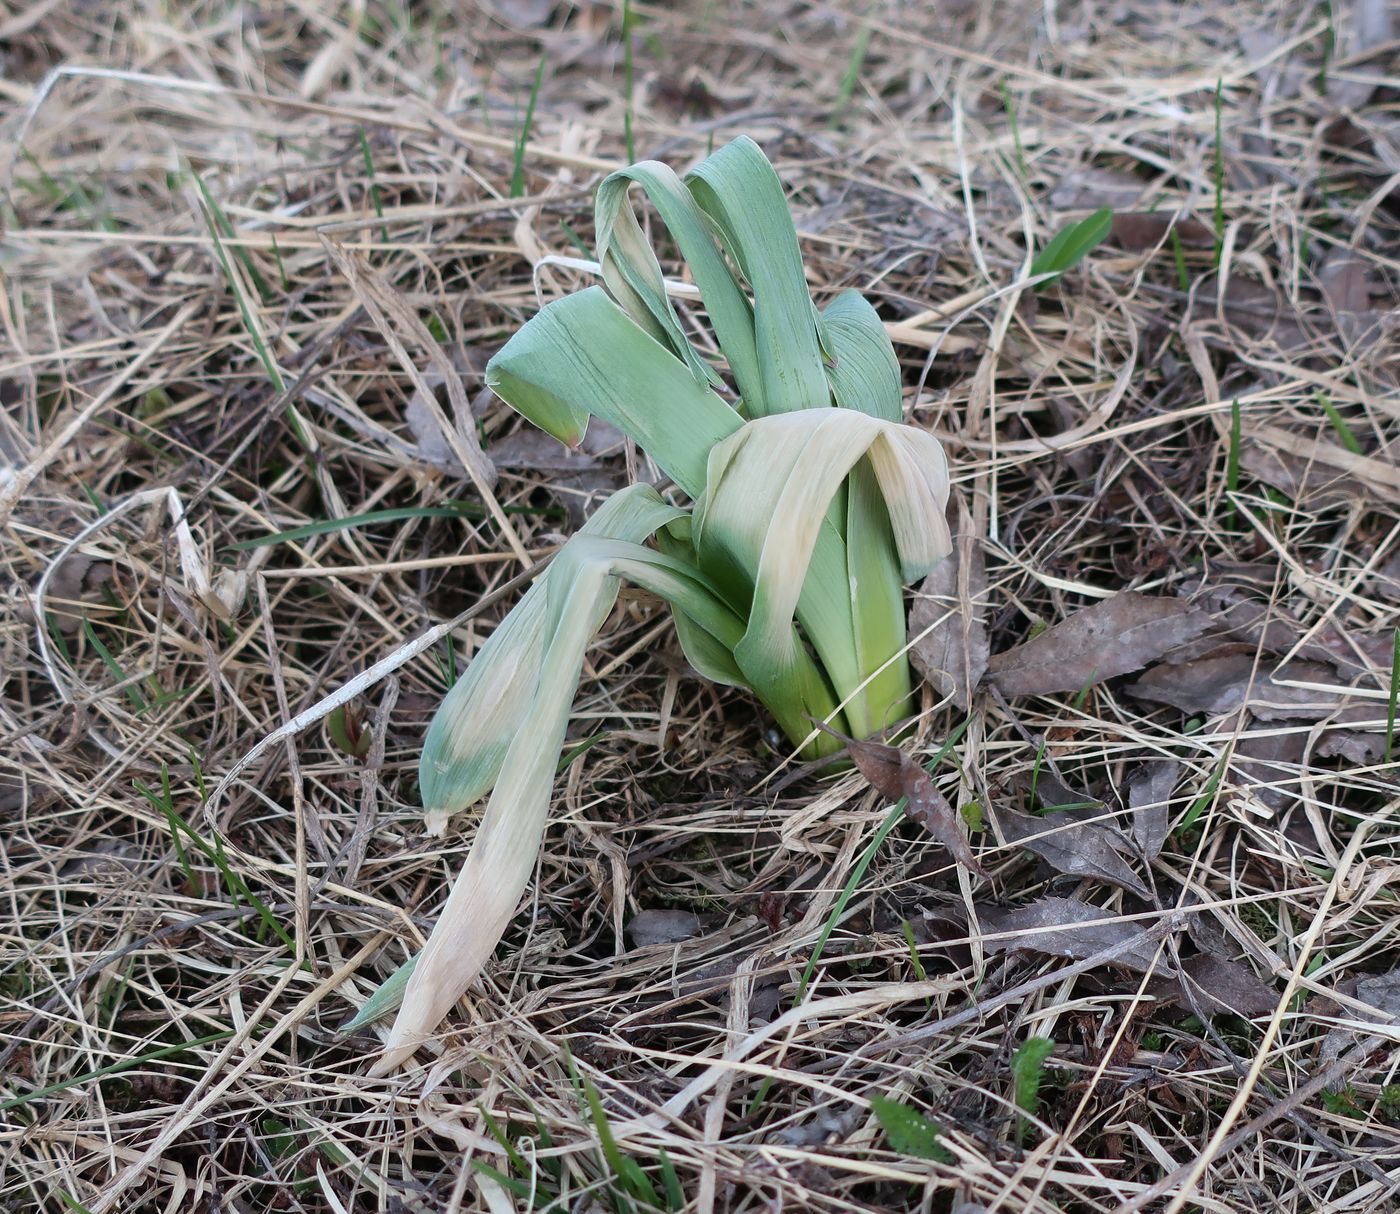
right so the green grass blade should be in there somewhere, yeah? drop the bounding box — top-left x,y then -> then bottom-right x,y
657,1147 -> 683,1210
511,56 -> 546,198
191,170 -> 283,392
621,0 -> 636,162
1,1029 -> 236,1112
581,1074 -> 659,1206
134,768 -> 295,952
1316,392 -> 1363,454
830,25 -> 872,127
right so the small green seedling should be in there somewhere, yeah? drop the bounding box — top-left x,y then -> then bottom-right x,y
1030,207 -> 1112,286
1011,1035 -> 1056,1143
870,1094 -> 954,1163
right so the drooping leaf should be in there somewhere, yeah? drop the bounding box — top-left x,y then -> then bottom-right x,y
821,289 -> 903,422
486,286 -> 741,498
685,136 -> 829,417
418,484 -> 688,833
594,158 -> 758,398
377,529 -> 826,1061
695,408 -> 950,741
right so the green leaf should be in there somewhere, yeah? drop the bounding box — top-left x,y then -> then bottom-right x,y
695,409 -> 951,717
418,484 -> 686,828
686,137 -> 829,417
338,954 -> 417,1033
383,524 -> 812,1069
843,460 -> 912,732
870,1095 -> 953,1163
486,287 -> 741,498
327,704 -> 372,758
1029,207 -> 1112,285
582,1073 -> 659,1206
821,290 -> 902,422
595,160 -> 758,400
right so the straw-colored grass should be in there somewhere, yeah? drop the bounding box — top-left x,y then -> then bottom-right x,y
2,2 -> 1397,1211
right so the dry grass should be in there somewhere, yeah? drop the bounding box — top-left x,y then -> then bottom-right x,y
2,1 -> 1399,1211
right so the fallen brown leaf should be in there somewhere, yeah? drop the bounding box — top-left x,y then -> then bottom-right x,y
1153,952 -> 1277,1018
993,795 -> 1151,899
1186,576 -> 1396,680
909,503 -> 989,711
1317,246 -> 1384,347
1129,652 -> 1379,726
1319,968 -> 1400,1080
1231,727 -> 1309,811
1195,274 -> 1310,352
1110,213 -> 1213,250
815,722 -> 985,877
979,897 -> 1173,975
1126,761 -> 1178,859
988,594 -> 1212,697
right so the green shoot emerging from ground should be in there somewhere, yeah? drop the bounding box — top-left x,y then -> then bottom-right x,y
362,136 -> 952,1071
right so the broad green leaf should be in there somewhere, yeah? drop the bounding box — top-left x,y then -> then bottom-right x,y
686,137 -> 830,417
486,287 -> 741,498
1029,207 -> 1112,285
377,529 -> 824,1055
843,460 -> 912,731
821,289 -> 902,422
377,556 -> 615,1072
821,291 -> 911,728
595,161 -> 759,403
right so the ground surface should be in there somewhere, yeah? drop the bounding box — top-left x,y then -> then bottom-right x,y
3,2 -> 1400,1211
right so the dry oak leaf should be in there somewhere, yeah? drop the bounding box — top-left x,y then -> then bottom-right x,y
988,593 -> 1211,697
815,722 -> 985,878
979,897 -> 1174,976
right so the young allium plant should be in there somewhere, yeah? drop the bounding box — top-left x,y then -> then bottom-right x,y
362,137 -> 952,1072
